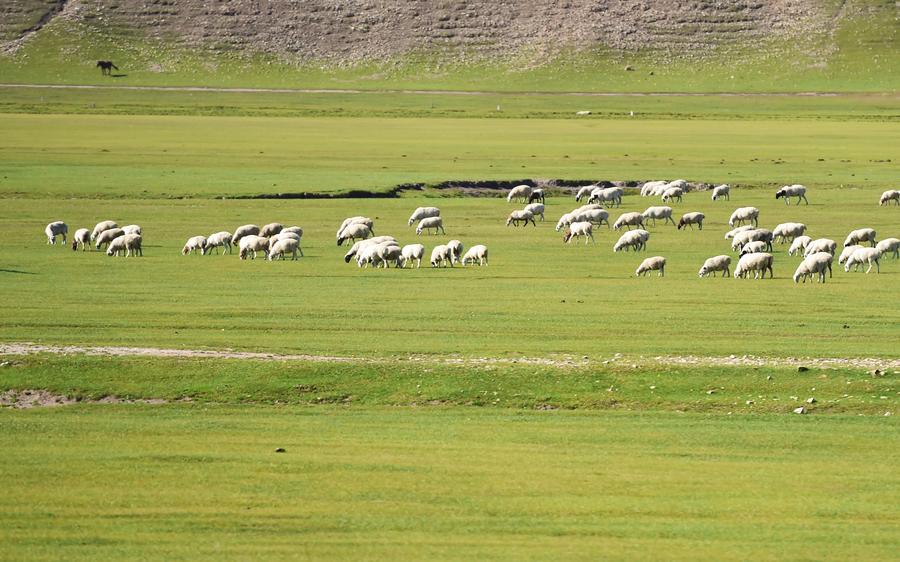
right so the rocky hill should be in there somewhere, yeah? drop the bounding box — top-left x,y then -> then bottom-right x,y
0,0 -> 868,62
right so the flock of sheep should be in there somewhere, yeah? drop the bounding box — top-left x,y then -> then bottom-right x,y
42,184 -> 897,281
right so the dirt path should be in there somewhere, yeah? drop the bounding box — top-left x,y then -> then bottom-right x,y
0,83 -> 861,97
1,342 -> 897,370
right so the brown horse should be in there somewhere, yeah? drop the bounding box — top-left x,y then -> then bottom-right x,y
97,61 -> 118,75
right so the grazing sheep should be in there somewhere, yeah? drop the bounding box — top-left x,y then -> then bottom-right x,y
838,245 -> 862,265
372,242 -> 402,268
94,228 -> 124,251
238,235 -> 270,260
507,184 -> 533,203
575,185 -> 598,201
875,237 -> 899,259
641,206 -> 675,227
725,225 -> 755,239
804,238 -> 837,257
430,244 -> 453,267
793,252 -> 832,283
71,228 -> 90,251
268,238 -> 301,261
204,231 -> 233,255
613,211 -> 644,230
232,224 -> 261,246
461,244 -> 489,266
843,228 -> 877,247
590,187 -> 623,207
563,221 -> 595,244
732,229 -> 773,253
106,235 -> 128,257
880,190 -> 900,206
268,232 -> 303,257
123,234 -> 142,257
407,207 -> 441,226
734,252 -> 774,279
355,243 -> 382,268
343,236 -> 397,263
337,217 -> 374,239
400,244 -> 426,268
182,235 -> 207,255
416,216 -> 445,236
640,180 -> 667,197
613,229 -> 649,252
44,221 -> 68,245
772,222 -> 807,243
698,255 -> 731,278
788,235 -> 813,256
524,203 -> 545,221
260,223 -> 284,238
635,256 -> 666,277
337,223 -> 372,246
677,212 -> 705,230
507,210 -> 536,227
844,247 -> 882,273
555,211 -> 577,232
528,189 -> 545,204
775,184 -> 809,205
447,240 -> 464,264
281,226 -> 303,238
728,207 -> 759,227
121,224 -> 142,236
574,208 -> 610,228
740,241 -> 768,256
90,221 -> 118,241
661,187 -> 684,203
711,184 -> 730,201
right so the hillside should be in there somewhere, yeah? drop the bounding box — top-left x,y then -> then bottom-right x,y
0,0 -> 896,91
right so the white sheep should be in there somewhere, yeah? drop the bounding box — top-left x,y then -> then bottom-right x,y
844,247 -> 882,273
880,190 -> 900,206
507,184 -> 533,203
107,234 -> 142,257
90,221 -> 118,241
337,223 -> 372,245
875,237 -> 899,259
635,256 -> 666,277
355,243 -> 382,268
711,184 -> 730,201
838,245 -> 862,265
740,241 -> 768,256
232,224 -> 260,246
71,228 -> 90,251
732,229 -> 772,253
44,221 -> 68,245
268,238 -> 301,261
640,180 -> 667,197
506,210 -> 536,227
677,212 -> 705,230
728,207 -> 759,227
416,216 -> 445,235
574,208 -> 610,228
94,228 -> 124,251
775,184 -> 809,205
447,240 -> 464,264
793,252 -> 832,283
613,211 -> 644,230
843,228 -> 877,247
661,186 -> 684,203
803,238 -> 837,257
563,221 -> 595,244
641,206 -> 675,227
281,226 -> 303,238
343,236 -> 397,263
613,229 -> 649,252
259,223 -> 283,237
524,203 -> 545,221
238,235 -> 270,260
407,207 -> 440,226
121,224 -> 142,236
373,242 -> 402,268
575,185 -> 598,201
268,232 -> 303,257
698,255 -> 731,278
734,252 -> 774,279
400,244 -> 426,268
430,244 -> 453,267
724,225 -> 755,239
461,245 -> 489,266
106,236 -> 128,257
182,236 -> 207,255
788,236 -> 813,256
555,211 -> 577,232
772,222 -> 807,243
337,217 -> 374,238
204,231 -> 233,255
590,187 -> 622,207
